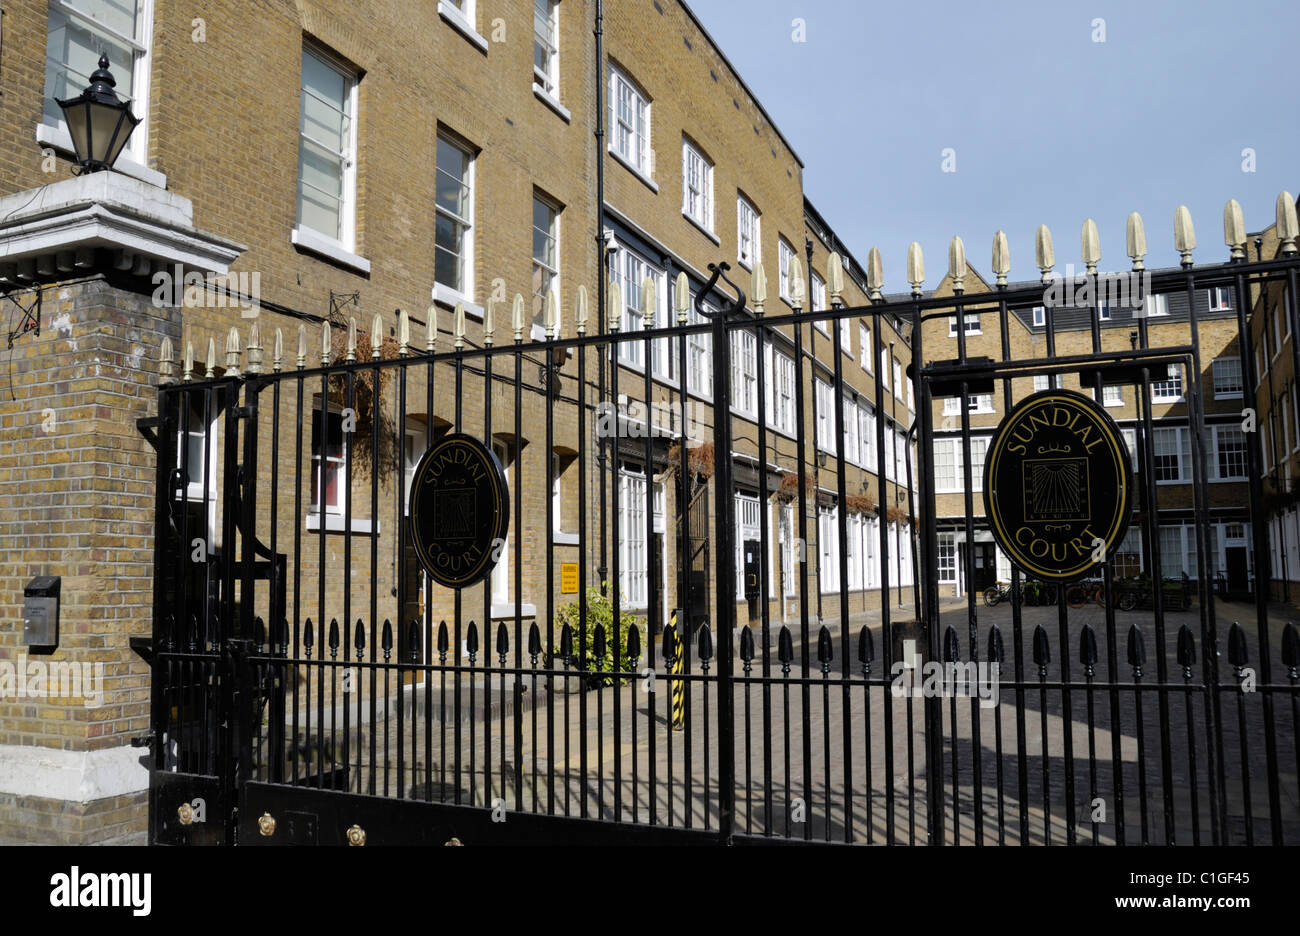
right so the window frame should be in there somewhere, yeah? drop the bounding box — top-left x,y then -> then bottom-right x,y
1212,356 -> 1243,399
296,44 -> 360,252
778,238 -> 795,303
681,137 -> 714,233
530,191 -> 561,338
736,195 -> 760,270
42,0 -> 155,171
310,401 -> 348,517
609,63 -> 652,180
435,131 -> 476,302
1151,364 -> 1184,403
532,0 -> 560,97
948,313 -> 981,336
730,328 -> 758,419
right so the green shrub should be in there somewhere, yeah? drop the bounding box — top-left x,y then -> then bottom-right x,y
551,585 -> 646,687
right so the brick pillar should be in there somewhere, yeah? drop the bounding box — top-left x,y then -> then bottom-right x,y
0,275 -> 179,844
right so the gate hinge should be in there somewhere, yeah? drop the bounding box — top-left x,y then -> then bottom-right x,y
136,415 -> 170,450
233,405 -> 255,420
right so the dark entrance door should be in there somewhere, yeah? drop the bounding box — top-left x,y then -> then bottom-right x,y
1226,546 -> 1249,598
970,543 -> 995,592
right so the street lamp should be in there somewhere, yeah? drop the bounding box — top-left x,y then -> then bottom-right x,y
56,54 -> 140,174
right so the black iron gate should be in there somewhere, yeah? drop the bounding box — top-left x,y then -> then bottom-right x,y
143,241 -> 1300,846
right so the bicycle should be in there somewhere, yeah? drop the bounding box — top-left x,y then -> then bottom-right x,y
982,581 -> 1016,607
1065,579 -> 1112,609
1022,579 -> 1059,606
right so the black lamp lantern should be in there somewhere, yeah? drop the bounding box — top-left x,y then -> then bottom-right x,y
55,54 -> 140,174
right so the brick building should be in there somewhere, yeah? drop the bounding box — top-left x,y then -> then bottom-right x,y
0,0 -> 915,842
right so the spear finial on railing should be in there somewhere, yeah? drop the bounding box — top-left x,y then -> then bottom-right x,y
246,319 -> 263,374
1277,191 -> 1299,256
297,324 -> 307,369
512,293 -> 525,343
454,302 -> 466,350
640,276 -> 655,329
1224,199 -> 1246,262
205,337 -> 216,378
576,285 -> 589,335
1127,212 -> 1147,271
907,242 -> 924,296
608,279 -> 622,332
483,296 -> 496,347
370,314 -> 383,360
183,339 -> 194,382
160,336 -> 174,380
345,317 -> 357,362
675,271 -> 690,323
1175,205 -> 1196,267
947,236 -> 966,294
788,255 -> 805,310
225,326 -> 241,376
991,231 -> 1010,287
867,247 -> 883,301
398,309 -> 410,356
1035,224 -> 1055,284
1081,218 -> 1100,275
321,322 -> 332,366
426,305 -> 437,353
273,327 -> 284,372
827,252 -> 845,307
751,261 -> 766,315
547,285 -> 560,339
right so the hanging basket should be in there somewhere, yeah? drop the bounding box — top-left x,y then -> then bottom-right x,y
665,440 -> 715,481
325,330 -> 403,474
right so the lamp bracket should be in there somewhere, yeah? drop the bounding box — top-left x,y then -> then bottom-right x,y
5,286 -> 42,349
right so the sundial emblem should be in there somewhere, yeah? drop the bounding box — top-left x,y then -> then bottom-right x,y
983,390 -> 1132,581
408,433 -> 509,590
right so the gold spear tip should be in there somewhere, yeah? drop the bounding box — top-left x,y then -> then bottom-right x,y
1035,224 -> 1055,277
947,236 -> 967,285
991,231 -> 1010,285
1175,205 -> 1196,253
907,242 -> 925,288
1081,219 -> 1100,268
576,285 -> 589,333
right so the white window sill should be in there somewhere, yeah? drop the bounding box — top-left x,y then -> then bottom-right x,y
291,225 -> 372,274
1104,399 -> 1125,408
438,2 -> 489,53
553,531 -> 580,546
1215,392 -> 1244,401
432,283 -> 485,320
682,211 -> 720,245
1152,398 -> 1184,405
491,603 -> 537,620
609,147 -> 659,193
307,513 -> 378,534
532,84 -> 571,122
36,123 -> 166,188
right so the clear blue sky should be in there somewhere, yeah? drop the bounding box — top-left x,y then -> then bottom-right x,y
688,0 -> 1299,284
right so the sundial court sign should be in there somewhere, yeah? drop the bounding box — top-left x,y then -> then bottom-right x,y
984,390 -> 1132,582
409,434 -> 510,590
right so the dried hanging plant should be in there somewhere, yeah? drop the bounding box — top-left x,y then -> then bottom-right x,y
776,470 -> 817,501
664,440 -> 715,481
326,328 -> 403,475
844,492 -> 877,516
886,505 -> 914,525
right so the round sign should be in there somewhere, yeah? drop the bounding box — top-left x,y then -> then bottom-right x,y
983,390 -> 1132,582
408,434 -> 510,590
